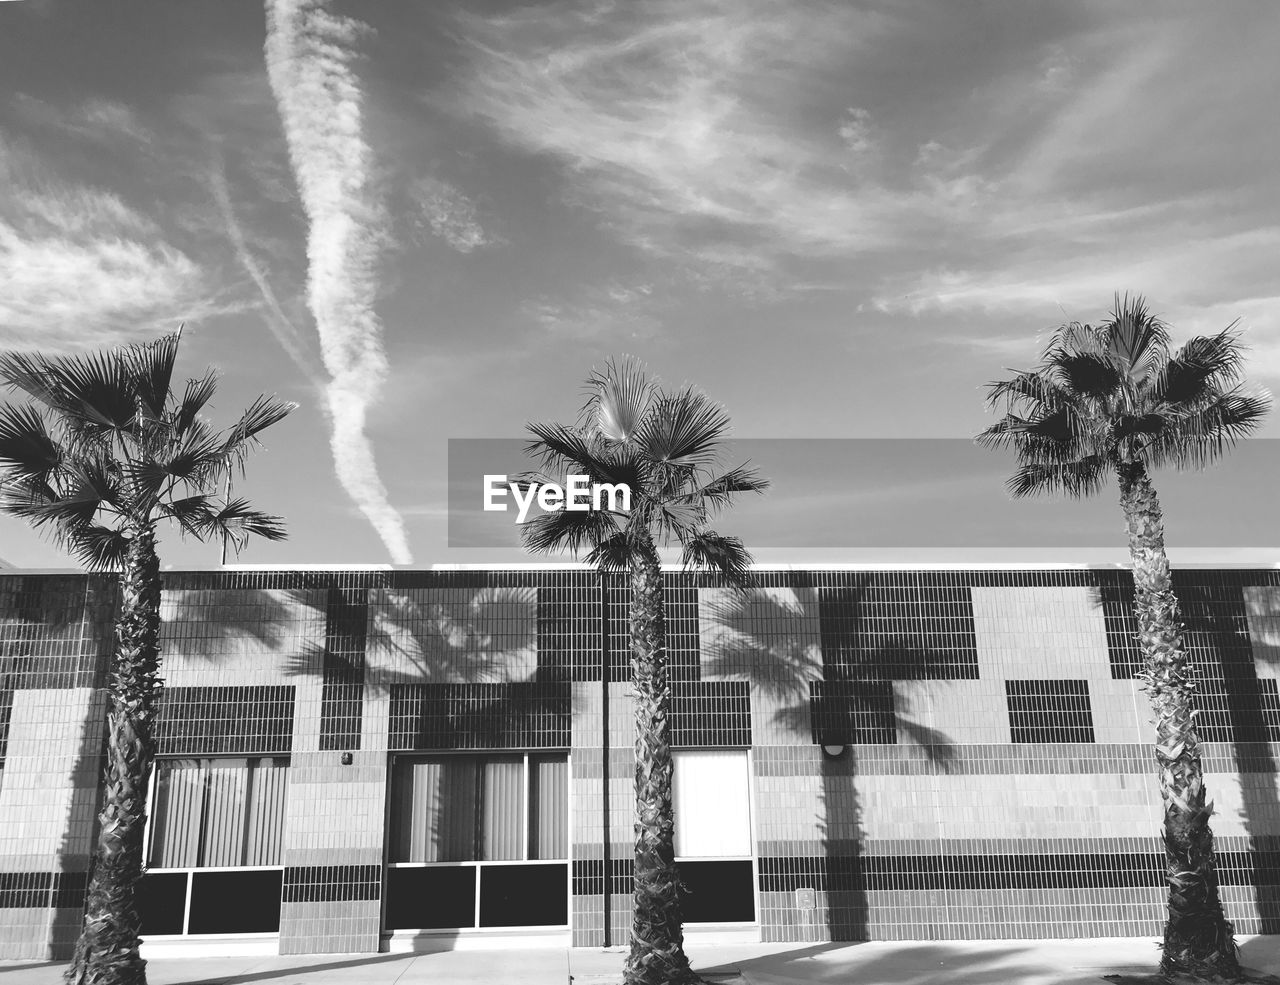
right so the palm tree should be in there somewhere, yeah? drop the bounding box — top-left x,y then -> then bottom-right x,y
977,295 -> 1271,981
0,331 -> 293,985
520,357 -> 767,985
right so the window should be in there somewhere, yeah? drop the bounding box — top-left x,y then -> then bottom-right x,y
673,749 -> 755,923
385,752 -> 568,931
139,757 -> 289,937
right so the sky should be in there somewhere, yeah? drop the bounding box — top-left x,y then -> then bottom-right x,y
0,0 -> 1278,570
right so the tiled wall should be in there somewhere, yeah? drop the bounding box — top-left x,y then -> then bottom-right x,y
4,567 -> 1280,958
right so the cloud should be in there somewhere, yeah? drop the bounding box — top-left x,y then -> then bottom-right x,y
0,135 -> 226,351
407,175 -> 500,253
264,0 -> 413,564
523,280 -> 662,342
837,107 -> 873,156
11,93 -> 156,147
207,156 -> 326,383
451,0 -> 897,278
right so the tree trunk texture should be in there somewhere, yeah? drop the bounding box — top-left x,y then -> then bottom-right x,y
1118,461 -> 1242,982
624,539 -> 699,985
66,525 -> 162,985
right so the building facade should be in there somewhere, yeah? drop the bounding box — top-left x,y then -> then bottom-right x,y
2,564 -> 1280,960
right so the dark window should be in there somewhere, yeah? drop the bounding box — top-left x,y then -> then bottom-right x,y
678,861 -> 755,922
809,679 -> 896,744
386,866 -> 477,930
137,873 -> 187,936
479,864 -> 569,927
187,870 -> 283,934
1006,680 -> 1095,743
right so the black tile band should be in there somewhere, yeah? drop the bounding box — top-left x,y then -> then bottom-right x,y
154,685 -> 295,755
389,682 -> 571,750
282,864 -> 381,903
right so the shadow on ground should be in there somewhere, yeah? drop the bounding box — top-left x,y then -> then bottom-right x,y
179,953 -> 416,985
695,942 -> 1055,985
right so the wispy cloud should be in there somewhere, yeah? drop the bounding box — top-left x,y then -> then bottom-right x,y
0,133 -> 226,351
406,175 -> 500,253
264,0 -> 413,564
523,280 -> 661,342
451,0 -> 896,280
208,155 -> 326,383
12,93 -> 156,147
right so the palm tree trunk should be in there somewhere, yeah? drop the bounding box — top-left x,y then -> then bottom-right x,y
66,524 -> 162,985
623,537 -> 699,985
1118,460 -> 1242,981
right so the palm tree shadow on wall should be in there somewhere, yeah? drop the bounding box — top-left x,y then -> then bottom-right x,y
702,574 -> 956,944
0,573 -> 120,959
276,582 -> 547,946
1174,580 -> 1280,936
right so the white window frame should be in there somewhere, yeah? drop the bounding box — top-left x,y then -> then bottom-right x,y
672,747 -> 758,928
141,755 -> 288,940
385,749 -> 572,932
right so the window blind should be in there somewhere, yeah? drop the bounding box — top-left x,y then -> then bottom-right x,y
148,757 -> 289,868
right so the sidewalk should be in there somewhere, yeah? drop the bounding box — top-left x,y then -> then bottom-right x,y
3,937 -> 1279,985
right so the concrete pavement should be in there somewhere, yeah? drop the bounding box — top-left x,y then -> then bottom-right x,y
4,937 -> 1280,985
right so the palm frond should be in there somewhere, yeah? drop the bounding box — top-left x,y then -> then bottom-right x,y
581,355 -> 656,442
209,498 -> 288,543
520,504 -> 621,556
524,421 -> 640,488
1049,350 -> 1123,399
1104,292 -> 1170,380
686,462 -> 769,514
66,523 -> 131,572
69,458 -> 123,512
0,482 -> 103,531
983,370 -> 1070,414
157,494 -> 219,540
636,386 -> 732,469
1147,387 -> 1272,469
679,530 -> 755,590
0,347 -> 137,433
584,532 -> 630,571
128,428 -> 229,503
128,330 -> 182,421
0,403 -> 62,481
1153,328 -> 1248,407
1006,457 -> 1109,498
977,411 -> 1096,464
651,497 -> 710,547
174,370 -> 219,437
225,393 -> 296,447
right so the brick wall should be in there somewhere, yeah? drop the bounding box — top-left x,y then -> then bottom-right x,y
3,567 -> 1280,958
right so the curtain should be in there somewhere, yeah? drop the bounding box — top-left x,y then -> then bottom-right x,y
244,757 -> 289,866
529,754 -> 568,860
148,757 -> 289,868
389,753 -> 567,863
149,759 -> 204,868
480,756 -> 524,861
202,759 -> 249,866
390,756 -> 478,863
672,750 -> 752,858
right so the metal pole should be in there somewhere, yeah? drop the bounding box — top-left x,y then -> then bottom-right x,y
600,569 -> 611,947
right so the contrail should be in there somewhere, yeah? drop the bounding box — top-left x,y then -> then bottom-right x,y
264,0 -> 413,564
208,155 -> 326,386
